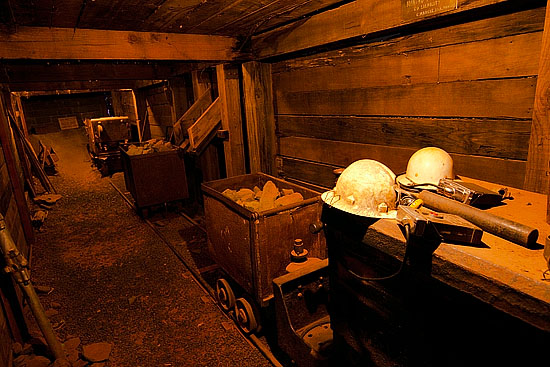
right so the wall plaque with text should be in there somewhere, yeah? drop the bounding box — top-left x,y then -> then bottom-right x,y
402,0 -> 458,21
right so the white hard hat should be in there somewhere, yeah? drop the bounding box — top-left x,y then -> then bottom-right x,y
396,147 -> 454,189
321,159 -> 397,218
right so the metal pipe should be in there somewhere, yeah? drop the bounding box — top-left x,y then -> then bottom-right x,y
0,214 -> 65,360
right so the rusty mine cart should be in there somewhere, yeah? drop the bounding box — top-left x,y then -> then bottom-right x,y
202,173 -> 333,366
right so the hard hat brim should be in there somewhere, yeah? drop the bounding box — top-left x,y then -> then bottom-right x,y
321,190 -> 397,219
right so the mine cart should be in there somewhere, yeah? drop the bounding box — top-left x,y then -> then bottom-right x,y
120,143 -> 188,215
85,116 -> 130,176
201,173 -> 327,333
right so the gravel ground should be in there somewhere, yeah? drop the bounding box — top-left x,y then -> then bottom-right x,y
30,128 -> 273,367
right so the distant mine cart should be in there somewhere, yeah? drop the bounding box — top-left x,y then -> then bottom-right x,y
120,139 -> 189,216
85,116 -> 130,176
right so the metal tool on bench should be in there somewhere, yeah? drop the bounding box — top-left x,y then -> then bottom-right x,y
437,178 -> 505,207
397,205 -> 483,245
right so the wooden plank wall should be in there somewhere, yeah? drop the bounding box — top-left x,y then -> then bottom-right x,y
0,91 -> 31,365
272,6 -> 545,190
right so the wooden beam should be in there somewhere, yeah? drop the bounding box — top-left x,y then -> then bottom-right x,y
277,115 -> 531,161
8,80 -> 138,92
242,61 -> 276,175
525,0 -> 550,221
0,63 -> 185,84
252,0 -> 511,58
216,64 -> 246,177
0,26 -> 241,61
188,97 -> 221,150
191,69 -> 220,182
276,78 -> 536,119
0,93 -> 34,245
179,87 -> 213,131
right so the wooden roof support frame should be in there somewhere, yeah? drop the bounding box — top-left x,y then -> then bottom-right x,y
525,0 -> 550,222
0,26 -> 241,61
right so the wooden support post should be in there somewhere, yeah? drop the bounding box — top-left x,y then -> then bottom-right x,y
191,70 -> 221,182
216,64 -> 246,177
0,93 -> 34,245
242,61 -> 276,175
525,0 -> 550,222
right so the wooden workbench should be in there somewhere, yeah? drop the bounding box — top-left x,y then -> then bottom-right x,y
369,177 -> 550,331
324,178 -> 550,365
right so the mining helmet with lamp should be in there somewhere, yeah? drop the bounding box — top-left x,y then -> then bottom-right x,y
396,147 -> 454,190
321,159 -> 398,218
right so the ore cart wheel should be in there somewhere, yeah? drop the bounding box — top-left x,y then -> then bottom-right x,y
216,278 -> 236,312
235,297 -> 258,334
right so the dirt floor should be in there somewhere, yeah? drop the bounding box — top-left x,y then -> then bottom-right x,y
27,128 -> 274,366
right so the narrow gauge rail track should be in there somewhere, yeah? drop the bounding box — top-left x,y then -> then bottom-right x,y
109,180 -> 284,367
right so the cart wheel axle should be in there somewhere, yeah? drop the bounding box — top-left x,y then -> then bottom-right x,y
216,278 -> 236,312
235,297 -> 258,334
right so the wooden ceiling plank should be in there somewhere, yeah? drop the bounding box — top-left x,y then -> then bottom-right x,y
214,0 -> 344,36
213,0 -> 285,35
0,26 -> 240,61
141,0 -> 205,32
254,0 -> 348,34
182,0 -> 250,33
252,0 -> 511,59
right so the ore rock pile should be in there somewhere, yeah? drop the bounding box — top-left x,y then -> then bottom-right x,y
222,180 -> 304,212
126,139 -> 175,155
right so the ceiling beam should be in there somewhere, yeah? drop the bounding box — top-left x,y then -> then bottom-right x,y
8,79 -> 138,92
0,62 -> 210,84
0,63 -> 173,83
0,26 -> 242,61
252,0 -> 512,59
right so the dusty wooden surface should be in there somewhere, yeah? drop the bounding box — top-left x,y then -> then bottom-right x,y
367,177 -> 550,331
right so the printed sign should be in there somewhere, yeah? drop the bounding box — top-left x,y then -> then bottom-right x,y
58,116 -> 79,130
402,0 -> 458,21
